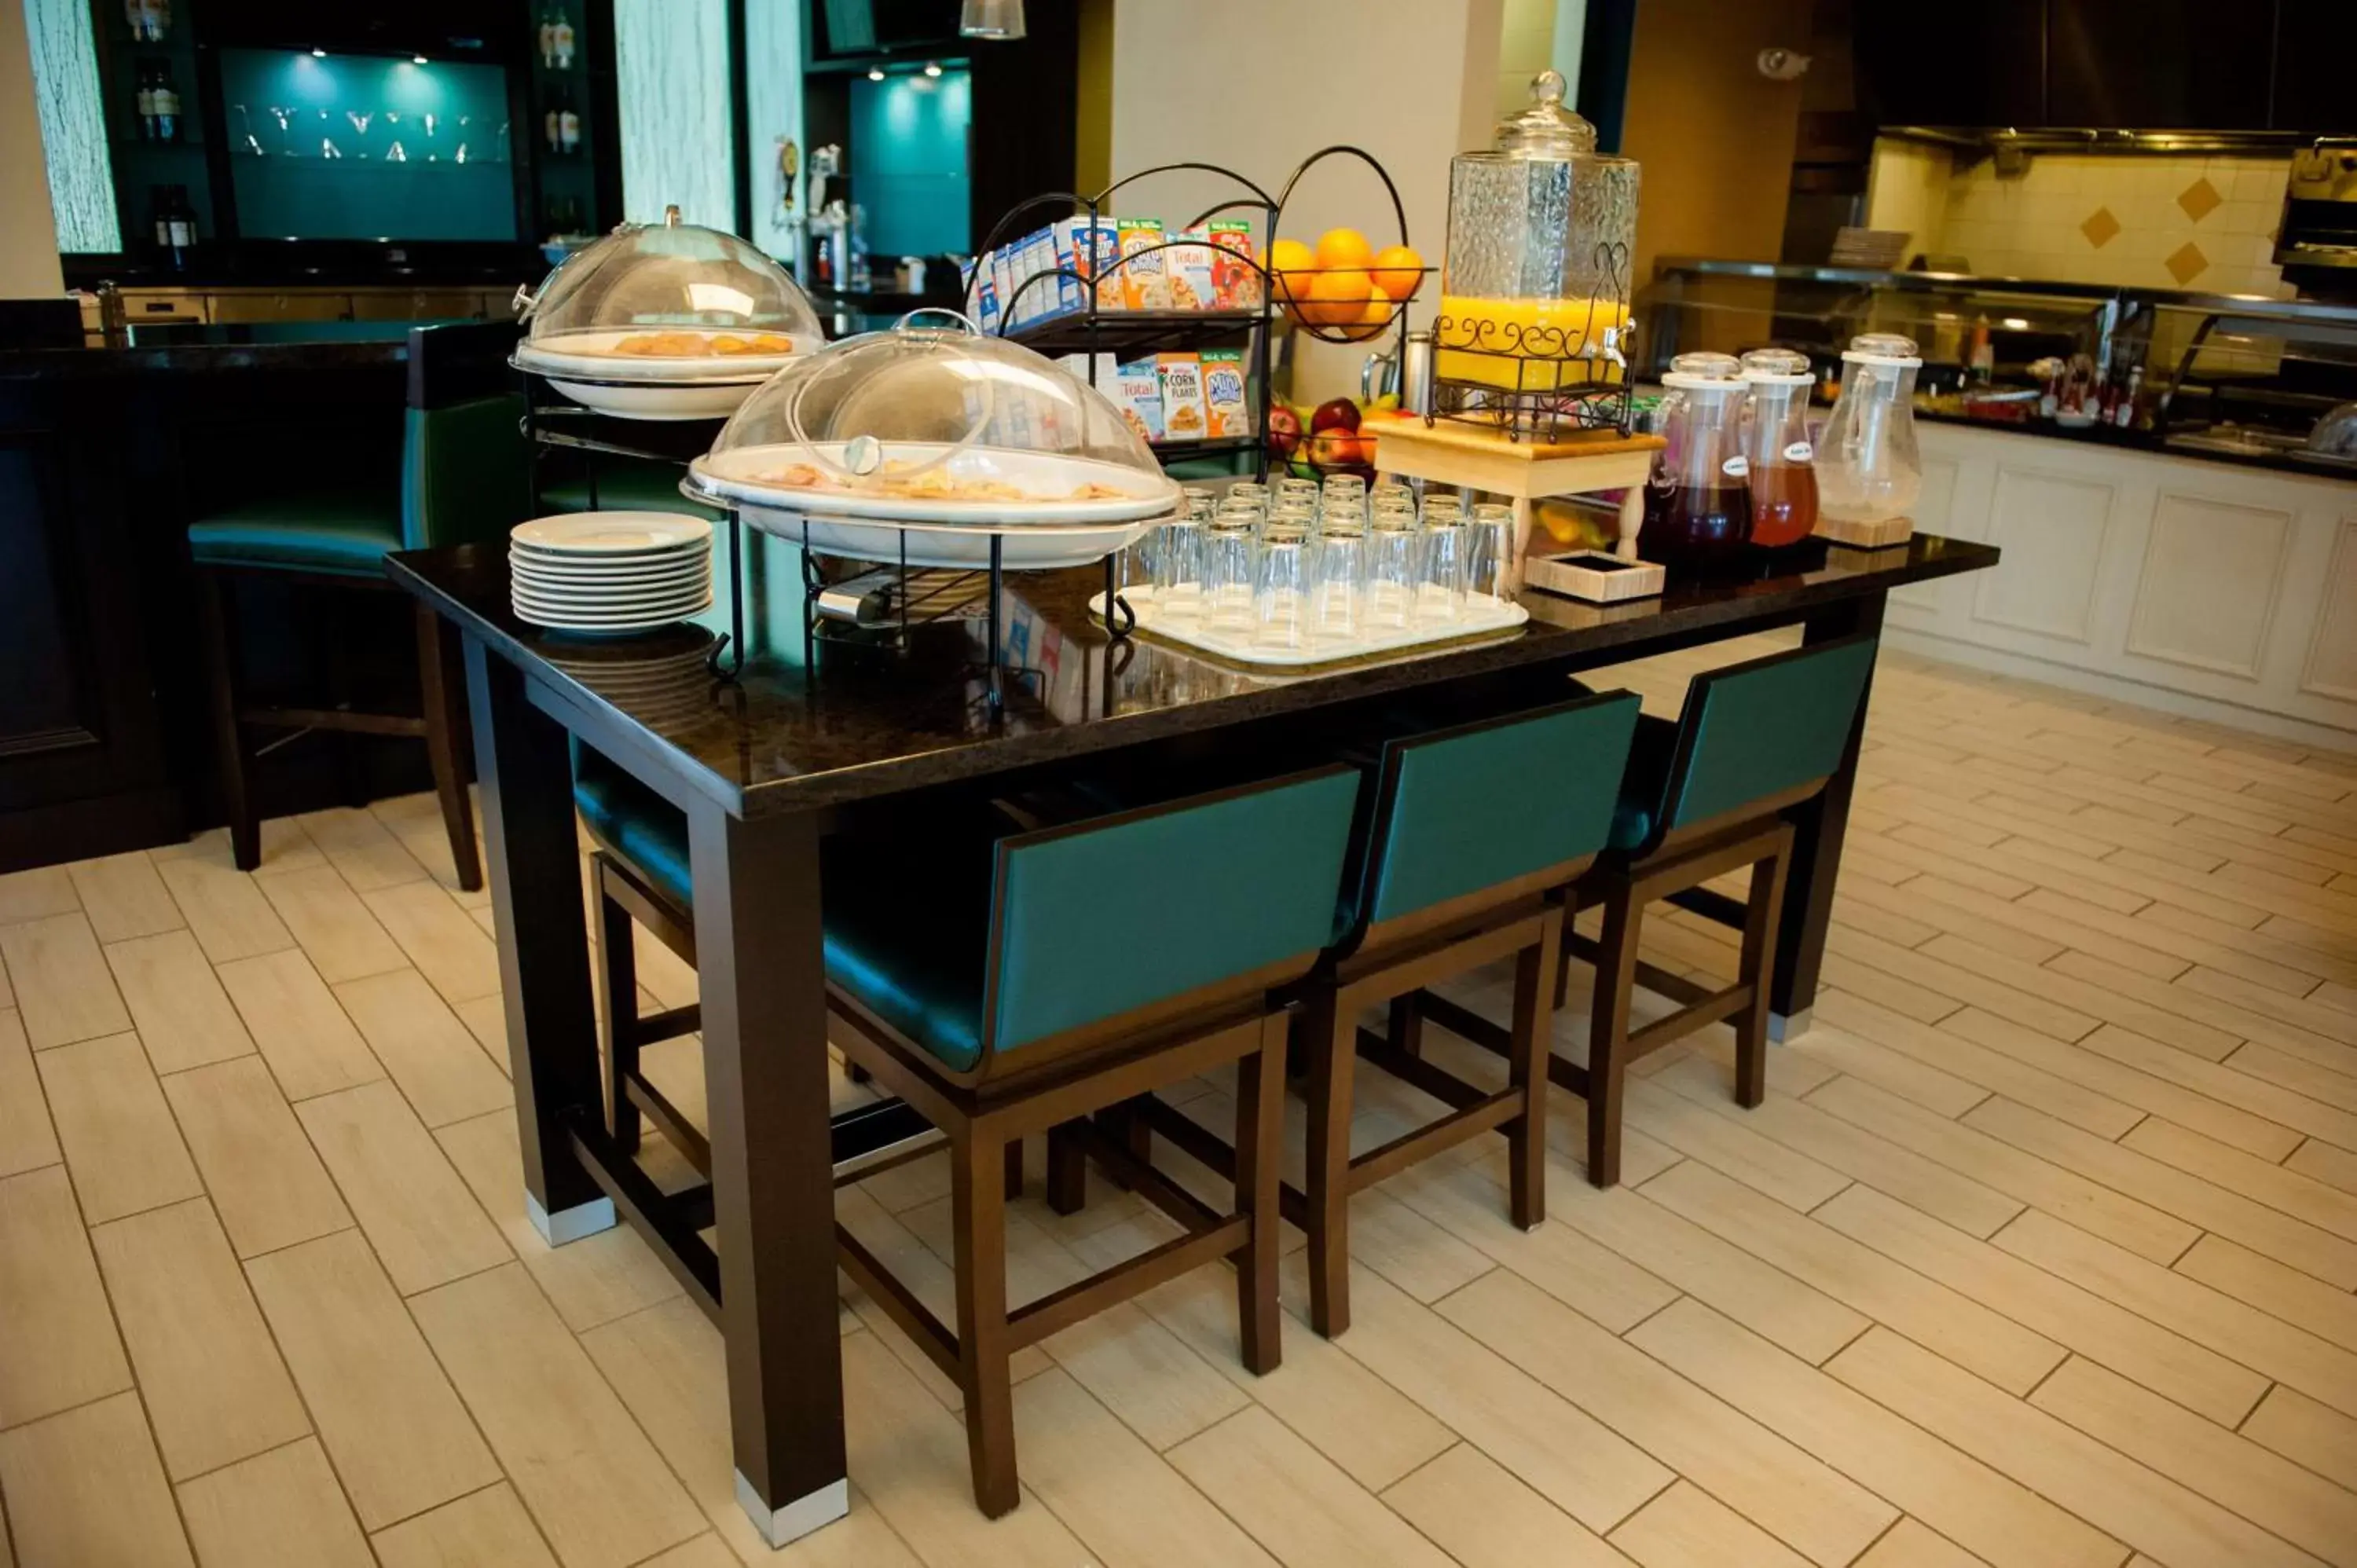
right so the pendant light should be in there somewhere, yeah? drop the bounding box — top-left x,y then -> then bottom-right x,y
958,0 -> 1025,40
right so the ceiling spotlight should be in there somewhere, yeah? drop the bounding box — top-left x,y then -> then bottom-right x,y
310,46 -> 327,57
412,54 -> 428,64
958,0 -> 1025,41
867,67 -> 885,80
923,62 -> 942,77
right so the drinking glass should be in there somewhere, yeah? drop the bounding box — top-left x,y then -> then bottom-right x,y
1418,518 -> 1468,625
1310,524 -> 1368,644
1274,476 -> 1318,507
1254,532 -> 1311,651
1266,500 -> 1316,543
1202,520 -> 1257,636
1466,502 -> 1517,606
1154,515 -> 1204,617
1421,489 -> 1466,524
1179,485 -> 1218,521
1321,474 -> 1368,514
1366,508 -> 1419,632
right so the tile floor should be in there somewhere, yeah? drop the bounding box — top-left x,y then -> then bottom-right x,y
2,637 -> 2355,1567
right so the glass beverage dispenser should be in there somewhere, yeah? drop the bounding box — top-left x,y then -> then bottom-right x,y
1739,348 -> 1819,548
1818,333 -> 1924,524
1640,352 -> 1752,573
1435,70 -> 1639,397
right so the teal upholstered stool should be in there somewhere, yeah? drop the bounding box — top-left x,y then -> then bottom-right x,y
577,752 -> 1361,1518
189,322 -> 530,885
539,458 -> 724,522
1564,633 -> 1879,1185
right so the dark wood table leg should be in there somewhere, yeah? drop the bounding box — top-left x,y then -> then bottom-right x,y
687,801 -> 849,1547
464,639 -> 610,1239
1768,591 -> 1887,1040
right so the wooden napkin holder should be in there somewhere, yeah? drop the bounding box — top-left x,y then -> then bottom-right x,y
1521,549 -> 1666,603
1813,513 -> 1914,549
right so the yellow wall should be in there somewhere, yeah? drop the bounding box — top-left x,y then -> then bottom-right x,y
1,0 -> 65,296
1075,0 -> 1113,198
1619,0 -> 1811,286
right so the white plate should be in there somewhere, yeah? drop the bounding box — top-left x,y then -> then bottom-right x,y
690,441 -> 1182,526
512,599 -> 712,632
741,506 -> 1155,571
511,583 -> 713,614
514,331 -> 805,382
533,376 -> 772,422
511,557 -> 713,588
511,512 -> 713,555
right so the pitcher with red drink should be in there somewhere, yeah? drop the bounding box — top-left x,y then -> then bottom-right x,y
1639,352 -> 1753,574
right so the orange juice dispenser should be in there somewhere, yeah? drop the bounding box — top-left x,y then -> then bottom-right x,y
1434,71 -> 1640,409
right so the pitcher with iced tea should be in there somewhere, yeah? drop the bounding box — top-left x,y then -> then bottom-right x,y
1640,352 -> 1752,574
1739,347 -> 1819,550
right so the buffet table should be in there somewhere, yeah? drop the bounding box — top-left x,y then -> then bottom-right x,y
389,531 -> 1997,1544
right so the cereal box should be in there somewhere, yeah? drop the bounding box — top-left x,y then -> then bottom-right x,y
1157,352 -> 1208,442
1208,220 -> 1262,309
1115,218 -> 1171,311
1083,218 -> 1124,309
1056,215 -> 1123,312
1200,350 -> 1250,438
1114,358 -> 1165,443
1167,226 -> 1219,313
1017,227 -> 1058,324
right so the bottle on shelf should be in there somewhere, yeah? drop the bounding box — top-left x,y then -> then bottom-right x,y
1966,313 -> 1994,387
125,0 -> 170,42
552,8 -> 576,68
539,8 -> 556,67
151,185 -> 193,270
134,61 -> 158,140
558,93 -> 581,155
150,62 -> 181,142
543,89 -> 563,153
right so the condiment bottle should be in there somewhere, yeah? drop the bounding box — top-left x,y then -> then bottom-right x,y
1738,348 -> 1818,548
1640,351 -> 1752,573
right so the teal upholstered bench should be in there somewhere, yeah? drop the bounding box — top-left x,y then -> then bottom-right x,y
1563,633 -> 1879,1185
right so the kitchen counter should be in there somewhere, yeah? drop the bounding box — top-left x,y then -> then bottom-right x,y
2,320 -> 438,375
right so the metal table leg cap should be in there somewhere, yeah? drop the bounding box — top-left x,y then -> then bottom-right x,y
1768,1007 -> 1812,1044
737,1473 -> 850,1548
526,1192 -> 618,1246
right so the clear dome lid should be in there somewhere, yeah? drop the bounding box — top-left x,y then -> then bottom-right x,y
1661,350 -> 1745,391
1740,347 -> 1815,385
1842,332 -> 1922,368
519,206 -> 821,361
691,311 -> 1178,519
1491,70 -> 1597,159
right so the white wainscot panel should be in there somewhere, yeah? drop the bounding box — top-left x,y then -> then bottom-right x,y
2301,517 -> 2357,702
1971,467 -> 2115,643
2124,492 -> 2293,680
1888,456 -> 1963,621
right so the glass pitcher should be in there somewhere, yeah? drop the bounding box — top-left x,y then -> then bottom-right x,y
1739,348 -> 1819,548
1640,352 -> 1752,573
1818,333 -> 1923,524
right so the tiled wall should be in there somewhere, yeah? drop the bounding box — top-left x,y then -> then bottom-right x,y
1866,137 -> 2293,298
24,0 -> 119,252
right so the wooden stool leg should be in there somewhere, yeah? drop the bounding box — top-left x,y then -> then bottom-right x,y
1303,990 -> 1356,1338
1233,1013 -> 1286,1375
951,1127 -> 1018,1518
195,570 -> 261,872
1045,1121 -> 1087,1215
1508,905 -> 1563,1228
1387,992 -> 1424,1059
1735,830 -> 1794,1110
593,880 -> 641,1153
416,603 -> 482,892
1586,884 -> 1642,1188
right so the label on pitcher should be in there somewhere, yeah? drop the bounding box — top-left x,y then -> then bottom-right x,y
1721,454 -> 1750,478
1783,440 -> 1814,463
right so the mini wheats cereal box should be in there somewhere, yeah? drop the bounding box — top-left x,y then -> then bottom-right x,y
1115,218 -> 1171,310
1200,350 -> 1250,438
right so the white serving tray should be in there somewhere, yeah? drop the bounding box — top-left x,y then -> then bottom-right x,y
688,442 -> 1181,526
1090,587 -> 1528,669
739,507 -> 1157,571
514,330 -> 805,382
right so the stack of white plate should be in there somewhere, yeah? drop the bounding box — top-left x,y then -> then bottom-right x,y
509,512 -> 715,635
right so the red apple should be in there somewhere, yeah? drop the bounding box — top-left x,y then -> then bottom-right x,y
1310,397 -> 1362,434
1266,404 -> 1303,459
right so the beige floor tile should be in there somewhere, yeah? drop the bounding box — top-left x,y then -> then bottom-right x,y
0,1482 -> 11,1568
454,991 -> 510,1068
65,853 -> 182,942
0,866 -> 76,923
214,947 -> 384,1102
0,1164 -> 131,1427
1629,1298 -> 2124,1568
296,806 -> 431,892
2071,1024 -> 2357,1152
438,1108 -> 680,1332
1805,1074 -> 2199,1262
409,1262 -> 704,1568
1638,1160 -> 2064,1396
2239,1385 -> 2357,1493
2127,895 -> 2357,990
1299,1260 -> 1672,1533
0,1391 -> 194,1568
0,1010 -> 59,1178
156,822 -> 323,874
294,1080 -> 509,1294
1651,1053 -> 2024,1237
2172,1233 -> 2357,1352
335,969 -> 511,1127
90,1197 -> 309,1480
1038,1299 -> 1250,1452
104,929 -> 255,1074
2288,1134 -> 2357,1195
1963,1096 -> 2357,1288
583,1299 -> 920,1567
2225,1039 -> 2357,1112
2030,1355 -> 2357,1567
1,913 -> 130,1048
1815,1184 -> 2265,1427
370,1485 -> 560,1568
639,1540 -> 739,1568
2128,1117 -> 2357,1243
363,881 -> 500,1004
244,1228 -> 499,1530
156,854 -> 295,964
161,1055 -> 350,1258
1815,992 -> 2143,1138
1382,1443 -> 1635,1568
36,1031 -> 202,1225
1831,1327 -> 2322,1568
255,864 -> 408,984
1441,1269 -> 1897,1568
1605,1479 -> 1810,1568
1619,1077 -> 1850,1212
1853,1520 -> 1989,1568
1923,932 -> 2241,1058
1168,1405 -> 1454,1568
176,1438 -> 373,1568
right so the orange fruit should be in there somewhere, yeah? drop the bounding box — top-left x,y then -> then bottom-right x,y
1303,269 -> 1373,328
1339,295 -> 1395,342
1267,237 -> 1316,304
1369,244 -> 1424,302
1314,228 -> 1373,272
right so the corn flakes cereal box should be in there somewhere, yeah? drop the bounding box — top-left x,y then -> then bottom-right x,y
1208,220 -> 1262,309
1200,350 -> 1250,438
1114,359 -> 1164,443
1115,218 -> 1171,310
1167,226 -> 1218,312
1157,352 -> 1207,442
